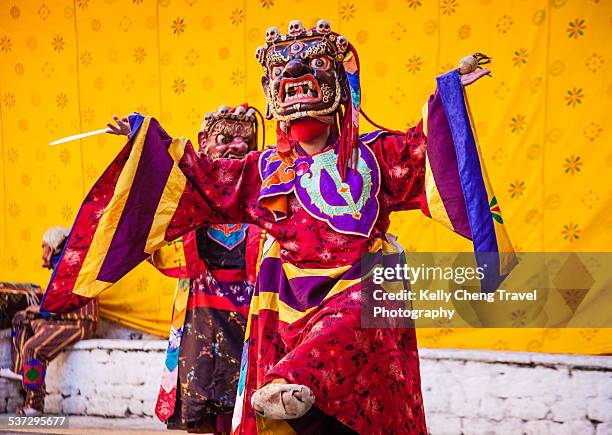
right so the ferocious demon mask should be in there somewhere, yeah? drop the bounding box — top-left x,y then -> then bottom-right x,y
256,19 -> 352,122
199,104 -> 259,159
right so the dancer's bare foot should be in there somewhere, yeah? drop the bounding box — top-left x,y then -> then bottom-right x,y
251,380 -> 314,420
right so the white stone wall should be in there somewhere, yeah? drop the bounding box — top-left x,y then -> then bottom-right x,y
0,337 -> 166,416
44,340 -> 166,417
419,349 -> 612,435
0,329 -> 21,413
1,335 -> 610,435
0,378 -> 21,414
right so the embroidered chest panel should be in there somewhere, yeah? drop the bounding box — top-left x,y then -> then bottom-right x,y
258,141 -> 380,237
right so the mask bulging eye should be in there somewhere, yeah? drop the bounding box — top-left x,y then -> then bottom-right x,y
310,56 -> 330,70
217,134 -> 232,145
272,66 -> 283,79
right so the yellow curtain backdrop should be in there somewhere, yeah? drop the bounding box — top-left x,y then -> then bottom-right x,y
0,0 -> 610,352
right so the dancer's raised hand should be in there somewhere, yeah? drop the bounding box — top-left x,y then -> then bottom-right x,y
461,68 -> 492,86
458,53 -> 493,86
106,115 -> 131,136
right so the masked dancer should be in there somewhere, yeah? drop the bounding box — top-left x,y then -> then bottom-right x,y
42,20 -> 514,435
107,105 -> 264,434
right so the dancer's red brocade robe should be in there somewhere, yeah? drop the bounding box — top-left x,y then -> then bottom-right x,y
169,128 -> 430,435
43,72 -> 514,434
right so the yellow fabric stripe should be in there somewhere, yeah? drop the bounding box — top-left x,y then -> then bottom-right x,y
36,324 -> 67,351
380,238 -> 399,254
145,137 -> 188,253
424,156 -> 454,232
421,100 -> 429,136
245,304 -> 253,340
173,279 -> 190,314
47,327 -> 83,359
263,239 -> 280,259
169,280 -> 190,331
151,239 -> 187,272
254,230 -> 267,278
249,278 -> 361,325
422,98 -> 454,232
256,415 -> 296,435
74,117 -> 152,298
244,237 -> 396,340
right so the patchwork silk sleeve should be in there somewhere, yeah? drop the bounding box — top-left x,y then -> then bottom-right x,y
373,71 -> 517,291
370,85 -> 473,225
40,115 -> 264,313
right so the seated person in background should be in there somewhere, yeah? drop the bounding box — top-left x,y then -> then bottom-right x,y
10,226 -> 99,416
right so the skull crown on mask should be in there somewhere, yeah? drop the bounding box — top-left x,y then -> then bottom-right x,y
199,104 -> 258,159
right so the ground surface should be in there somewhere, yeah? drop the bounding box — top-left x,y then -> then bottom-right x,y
0,415 -> 172,434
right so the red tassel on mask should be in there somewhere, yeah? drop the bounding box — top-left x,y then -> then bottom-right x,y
337,94 -> 358,180
275,122 -> 292,154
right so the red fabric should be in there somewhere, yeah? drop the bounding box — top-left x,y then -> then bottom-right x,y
182,231 -> 207,275
155,386 -> 176,422
186,294 -> 248,317
46,117 -> 432,433
245,225 -> 262,284
275,123 -> 293,153
209,269 -> 246,282
288,117 -> 329,142
222,128 -> 427,433
337,102 -> 357,179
